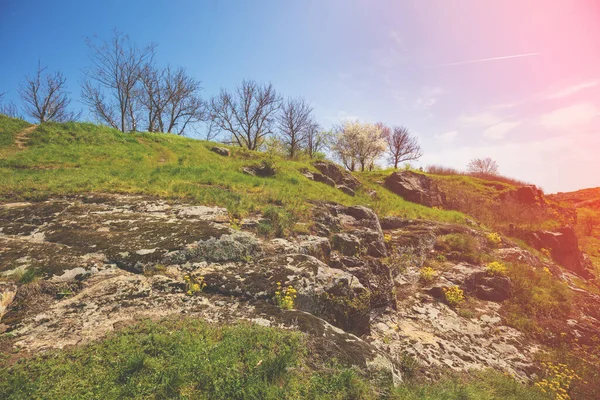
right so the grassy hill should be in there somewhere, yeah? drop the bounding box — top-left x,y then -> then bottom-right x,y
0,115 -> 464,229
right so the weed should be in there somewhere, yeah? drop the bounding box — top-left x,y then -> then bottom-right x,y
275,282 -> 297,310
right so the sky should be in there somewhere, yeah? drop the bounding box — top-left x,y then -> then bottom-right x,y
1,0 -> 599,193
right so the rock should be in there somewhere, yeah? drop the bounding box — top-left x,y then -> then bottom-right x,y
366,190 -> 378,200
496,247 -> 541,268
337,185 -> 355,196
210,146 -> 230,157
501,185 -> 546,206
380,216 -> 410,230
384,171 -> 446,207
443,263 -> 512,302
312,172 -> 336,187
332,233 -> 361,256
297,235 -> 331,263
243,162 -> 276,177
313,161 -> 361,190
0,283 -> 17,321
524,227 -> 594,279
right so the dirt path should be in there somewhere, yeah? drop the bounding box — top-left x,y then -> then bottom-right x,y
14,125 -> 37,149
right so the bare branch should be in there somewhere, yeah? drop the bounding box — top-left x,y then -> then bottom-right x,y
467,157 -> 500,175
19,61 -> 76,123
209,80 -> 282,150
277,97 -> 312,158
81,30 -> 155,132
382,124 -> 422,169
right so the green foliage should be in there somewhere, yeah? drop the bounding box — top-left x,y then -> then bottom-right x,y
435,233 -> 487,264
486,261 -> 507,276
274,282 -> 297,310
419,266 -> 437,283
17,267 -> 40,284
443,286 -> 465,307
503,262 -> 573,334
0,117 -> 466,228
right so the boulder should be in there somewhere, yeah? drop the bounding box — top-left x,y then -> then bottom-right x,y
524,227 -> 595,279
384,171 -> 446,207
313,161 -> 361,190
312,172 -> 336,187
243,162 -> 276,177
0,283 -> 17,321
337,185 -> 356,196
211,146 -> 230,157
501,185 -> 546,206
442,263 -> 512,302
332,233 -> 361,256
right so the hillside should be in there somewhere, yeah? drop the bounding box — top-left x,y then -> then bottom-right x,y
1,115 -> 600,399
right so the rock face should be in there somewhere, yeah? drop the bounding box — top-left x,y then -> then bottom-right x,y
524,227 -> 595,279
242,161 -> 276,177
384,171 -> 446,207
429,264 -> 512,302
313,161 -> 361,190
501,185 -> 546,206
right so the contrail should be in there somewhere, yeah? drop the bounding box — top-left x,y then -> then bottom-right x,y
428,52 -> 540,68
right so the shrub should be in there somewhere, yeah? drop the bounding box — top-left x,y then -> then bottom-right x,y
435,233 -> 485,264
419,266 -> 437,283
443,286 -> 465,307
535,362 -> 583,400
486,232 -> 502,247
184,275 -> 206,296
486,261 -> 507,276
275,282 -> 297,310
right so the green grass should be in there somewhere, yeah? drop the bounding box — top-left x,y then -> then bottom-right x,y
0,116 -> 465,225
0,317 -> 549,399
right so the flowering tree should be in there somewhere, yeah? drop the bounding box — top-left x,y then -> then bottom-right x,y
332,121 -> 387,171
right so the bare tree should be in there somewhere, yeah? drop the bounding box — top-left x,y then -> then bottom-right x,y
18,62 -> 76,123
277,97 -> 312,158
305,121 -> 328,158
209,80 -> 282,150
467,157 -> 499,175
82,30 -> 155,132
383,125 -> 422,169
139,65 -> 205,135
0,92 -> 18,118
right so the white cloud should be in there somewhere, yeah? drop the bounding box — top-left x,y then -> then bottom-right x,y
546,80 -> 600,99
540,103 -> 599,129
415,86 -> 446,109
434,130 -> 458,143
483,121 -> 521,140
457,112 -> 502,127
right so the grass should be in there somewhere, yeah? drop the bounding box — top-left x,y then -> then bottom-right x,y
0,317 -> 550,400
0,115 -> 465,226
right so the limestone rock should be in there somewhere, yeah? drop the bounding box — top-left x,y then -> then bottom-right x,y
210,146 -> 230,157
384,171 -> 446,207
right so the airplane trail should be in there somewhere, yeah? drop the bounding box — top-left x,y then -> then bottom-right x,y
428,52 -> 540,67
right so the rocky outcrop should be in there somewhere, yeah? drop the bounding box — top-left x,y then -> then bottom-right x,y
210,146 -> 230,157
500,185 -> 546,206
523,227 -> 595,279
429,264 -> 512,302
303,161 -> 360,196
242,161 -> 276,177
384,171 -> 446,207
313,161 -> 360,190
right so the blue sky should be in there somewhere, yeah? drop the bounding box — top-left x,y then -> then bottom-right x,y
1,0 -> 599,192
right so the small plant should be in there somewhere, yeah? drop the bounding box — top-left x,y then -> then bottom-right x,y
56,288 -> 73,299
443,286 -> 465,307
541,248 -> 552,259
486,232 -> 502,247
534,362 -> 583,400
184,275 -> 206,296
383,233 -> 392,243
275,282 -> 297,310
419,266 -> 437,283
486,261 -> 507,276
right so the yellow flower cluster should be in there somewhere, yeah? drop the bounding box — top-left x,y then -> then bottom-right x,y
534,362 -> 583,400
486,261 -> 507,276
443,286 -> 465,306
419,266 -> 437,283
184,275 -> 207,296
541,248 -> 552,259
275,282 -> 297,310
383,233 -> 393,243
486,232 -> 502,247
